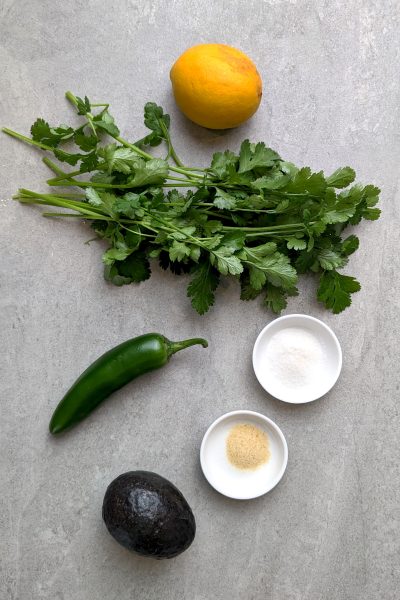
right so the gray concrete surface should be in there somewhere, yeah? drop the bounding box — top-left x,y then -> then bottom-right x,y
1,1 -> 399,599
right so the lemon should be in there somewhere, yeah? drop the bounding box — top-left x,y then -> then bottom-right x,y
170,43 -> 262,129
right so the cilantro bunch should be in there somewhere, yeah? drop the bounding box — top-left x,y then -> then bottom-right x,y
3,92 -> 380,315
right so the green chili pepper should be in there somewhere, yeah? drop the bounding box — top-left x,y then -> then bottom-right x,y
49,333 -> 208,435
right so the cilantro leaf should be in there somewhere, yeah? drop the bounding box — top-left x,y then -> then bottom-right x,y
158,251 -> 191,275
283,167 -> 326,195
238,140 -> 280,173
187,262 -> 220,314
124,227 -> 141,251
264,285 -> 298,313
326,167 -> 355,189
169,226 -> 197,241
30,119 -> 50,141
102,246 -> 132,265
85,190 -> 117,216
79,151 -> 99,173
317,270 -> 361,313
30,119 -> 74,147
169,241 -> 191,262
85,187 -> 103,207
90,172 -> 114,185
264,285 -> 288,313
240,242 -> 277,258
203,220 -> 223,236
104,250 -> 151,285
251,171 -> 290,191
240,272 -> 262,300
355,185 -> 381,221
53,148 -> 86,166
190,246 -> 201,262
241,248 -> 298,289
249,266 -> 266,290
275,198 -> 290,213
98,144 -> 140,174
114,193 -> 144,218
322,185 -> 363,224
93,110 -> 120,137
74,130 -> 98,151
210,247 -> 243,276
362,207 -> 381,221
364,184 -> 381,201
144,103 -> 170,139
112,148 -> 142,174
210,150 -> 238,179
126,158 -> 168,187
341,235 -> 359,256
75,95 -> 91,116
213,188 -> 237,209
103,265 -> 133,286
117,250 -> 151,282
220,232 -> 246,252
295,250 -> 317,273
287,237 -> 307,250
316,249 -> 347,271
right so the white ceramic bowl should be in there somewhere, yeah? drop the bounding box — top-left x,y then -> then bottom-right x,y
252,314 -> 342,404
200,410 -> 288,500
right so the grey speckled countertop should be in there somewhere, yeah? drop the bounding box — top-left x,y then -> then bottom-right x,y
1,1 -> 400,599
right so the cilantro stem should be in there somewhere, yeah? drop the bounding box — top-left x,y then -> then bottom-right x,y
47,177 -> 200,190
65,90 -> 79,106
15,189 -> 106,215
168,146 -> 184,167
65,90 -> 99,138
113,135 -> 156,161
198,202 -> 280,214
243,230 -> 304,238
113,134 -> 204,179
42,157 -> 68,176
162,183 -> 198,188
42,211 -> 109,220
46,169 -> 199,188
221,223 -> 306,232
45,192 -> 86,199
16,197 -> 106,219
164,176 -> 202,185
17,189 -> 87,202
118,223 -> 156,238
160,120 -> 184,167
86,114 -> 98,138
1,127 -> 54,151
47,170 -> 82,183
47,180 -> 108,189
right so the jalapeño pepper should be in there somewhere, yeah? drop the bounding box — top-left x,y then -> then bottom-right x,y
49,333 -> 208,434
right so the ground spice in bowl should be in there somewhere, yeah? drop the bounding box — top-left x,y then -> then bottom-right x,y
226,423 -> 270,470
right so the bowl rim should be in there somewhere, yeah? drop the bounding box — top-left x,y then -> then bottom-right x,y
200,409 -> 288,500
252,313 -> 343,404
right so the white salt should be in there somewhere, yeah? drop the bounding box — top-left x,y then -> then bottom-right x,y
264,327 -> 326,389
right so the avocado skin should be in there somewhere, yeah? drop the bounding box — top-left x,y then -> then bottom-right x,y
102,471 -> 196,559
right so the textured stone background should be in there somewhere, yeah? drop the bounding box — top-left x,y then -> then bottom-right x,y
1,1 -> 399,599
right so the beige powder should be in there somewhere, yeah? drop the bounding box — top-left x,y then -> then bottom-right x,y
226,423 -> 270,470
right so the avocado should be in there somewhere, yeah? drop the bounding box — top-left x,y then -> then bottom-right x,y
102,471 -> 196,559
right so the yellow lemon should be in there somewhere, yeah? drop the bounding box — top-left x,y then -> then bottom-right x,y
170,43 -> 262,129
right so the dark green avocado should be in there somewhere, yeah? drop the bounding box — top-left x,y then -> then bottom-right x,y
102,471 -> 196,559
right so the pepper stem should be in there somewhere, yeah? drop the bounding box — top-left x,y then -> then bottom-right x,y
167,337 -> 208,356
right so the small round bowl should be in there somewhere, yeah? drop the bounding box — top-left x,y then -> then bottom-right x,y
200,410 -> 288,500
252,314 -> 342,404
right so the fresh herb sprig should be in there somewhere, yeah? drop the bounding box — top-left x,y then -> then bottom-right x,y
3,92 -> 380,315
